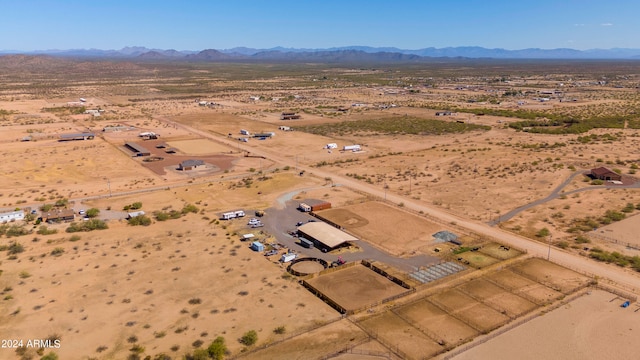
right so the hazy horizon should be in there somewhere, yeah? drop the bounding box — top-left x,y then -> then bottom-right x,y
2,1 -> 638,52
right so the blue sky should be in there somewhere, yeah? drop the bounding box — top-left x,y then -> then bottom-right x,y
2,1 -> 638,51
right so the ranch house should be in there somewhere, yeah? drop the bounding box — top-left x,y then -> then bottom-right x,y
41,209 -> 75,223
591,167 -> 622,181
179,159 -> 205,171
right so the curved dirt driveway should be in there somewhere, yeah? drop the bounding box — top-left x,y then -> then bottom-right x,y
156,116 -> 640,294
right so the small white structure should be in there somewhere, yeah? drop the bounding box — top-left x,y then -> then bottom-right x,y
0,210 -> 25,223
221,212 -> 236,220
278,126 -> 292,131
280,253 -> 297,263
84,109 -> 101,117
242,233 -> 255,241
138,131 -> 160,139
240,129 -> 250,135
127,211 -> 145,219
325,143 -> 338,149
221,210 -> 245,220
343,144 -> 361,152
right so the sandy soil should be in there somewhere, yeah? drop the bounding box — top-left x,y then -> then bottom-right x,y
592,213 -> 640,247
305,265 -> 409,311
451,290 -> 640,360
2,60 -> 640,359
319,202 -> 448,257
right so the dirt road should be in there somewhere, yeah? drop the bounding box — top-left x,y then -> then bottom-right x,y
156,116 -> 640,294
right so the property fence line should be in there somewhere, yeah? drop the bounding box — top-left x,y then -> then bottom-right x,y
483,276 -> 546,306
592,283 -> 638,302
300,279 -> 348,314
588,233 -> 640,251
320,336 -> 389,360
441,288 -> 592,360
349,317 -> 413,360
231,315 -> 346,359
362,260 -> 413,289
343,192 -> 530,256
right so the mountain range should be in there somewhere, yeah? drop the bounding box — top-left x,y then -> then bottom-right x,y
2,46 -> 640,61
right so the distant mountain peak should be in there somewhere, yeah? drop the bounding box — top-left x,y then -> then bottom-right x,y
3,46 -> 640,60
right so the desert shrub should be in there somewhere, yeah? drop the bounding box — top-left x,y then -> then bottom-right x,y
85,208 -> 100,218
190,349 -> 209,360
239,330 -> 258,346
273,326 -> 286,335
40,352 -> 59,360
66,219 -> 108,232
207,336 -> 226,360
128,215 -> 151,226
130,344 -> 145,354
37,225 -> 57,235
622,203 -> 635,213
535,228 -> 550,238
182,204 -> 199,214
54,199 -> 68,207
154,210 -> 182,221
7,241 -> 24,254
50,247 -> 64,256
575,236 -> 591,244
6,225 -> 29,238
556,241 -> 569,249
127,335 -> 138,343
154,212 -> 170,221
590,179 -> 604,185
123,202 -> 143,211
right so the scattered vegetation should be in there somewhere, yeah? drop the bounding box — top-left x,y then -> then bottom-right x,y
297,116 -> 490,136
66,219 -> 108,232
239,330 -> 258,346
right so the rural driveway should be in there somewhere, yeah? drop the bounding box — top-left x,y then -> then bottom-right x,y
156,116 -> 640,293
491,170 -> 640,225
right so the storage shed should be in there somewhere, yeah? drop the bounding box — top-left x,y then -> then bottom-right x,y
251,241 -> 265,252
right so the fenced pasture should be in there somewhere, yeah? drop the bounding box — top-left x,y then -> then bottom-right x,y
304,263 -> 410,313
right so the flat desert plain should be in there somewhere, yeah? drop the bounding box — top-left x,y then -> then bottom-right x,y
1,57 -> 640,359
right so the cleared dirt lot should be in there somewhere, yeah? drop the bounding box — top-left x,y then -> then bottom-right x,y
305,264 -> 410,312
319,201 -> 448,256
451,290 -> 640,360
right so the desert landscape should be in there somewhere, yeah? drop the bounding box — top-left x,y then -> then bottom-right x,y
1,56 -> 640,360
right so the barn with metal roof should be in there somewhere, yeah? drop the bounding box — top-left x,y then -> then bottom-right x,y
297,222 -> 358,251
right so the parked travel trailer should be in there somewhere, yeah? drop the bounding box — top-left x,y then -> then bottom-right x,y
325,143 -> 338,149
280,253 -> 297,263
343,144 -> 361,152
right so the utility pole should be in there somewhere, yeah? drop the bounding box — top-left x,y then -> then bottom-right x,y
547,234 -> 552,260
